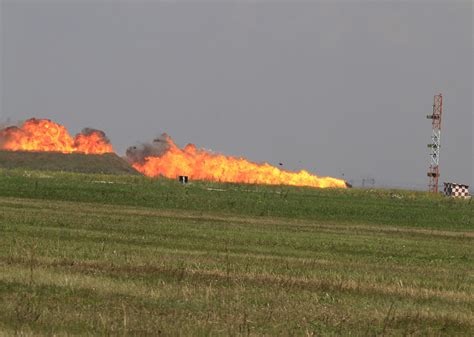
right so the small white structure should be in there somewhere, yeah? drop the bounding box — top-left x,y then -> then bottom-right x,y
443,182 -> 470,199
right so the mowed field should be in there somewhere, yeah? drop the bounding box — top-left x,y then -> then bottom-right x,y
0,169 -> 472,336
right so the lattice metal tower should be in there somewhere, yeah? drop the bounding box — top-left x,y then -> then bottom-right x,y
426,94 -> 443,193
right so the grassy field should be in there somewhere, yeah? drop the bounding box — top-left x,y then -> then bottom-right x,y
0,169 -> 472,336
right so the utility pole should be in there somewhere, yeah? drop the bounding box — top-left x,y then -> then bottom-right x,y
427,94 -> 443,193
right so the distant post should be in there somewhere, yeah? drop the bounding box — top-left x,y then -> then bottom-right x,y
426,94 -> 443,193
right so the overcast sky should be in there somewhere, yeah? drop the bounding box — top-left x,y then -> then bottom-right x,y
1,0 -> 472,189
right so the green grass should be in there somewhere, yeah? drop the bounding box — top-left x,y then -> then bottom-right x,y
0,150 -> 139,175
0,169 -> 472,336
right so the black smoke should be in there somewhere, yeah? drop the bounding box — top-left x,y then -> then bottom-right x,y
78,128 -> 111,143
126,133 -> 171,164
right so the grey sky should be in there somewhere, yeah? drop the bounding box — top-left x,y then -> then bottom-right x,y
1,0 -> 472,189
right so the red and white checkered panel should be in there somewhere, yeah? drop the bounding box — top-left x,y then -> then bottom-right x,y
444,183 -> 470,199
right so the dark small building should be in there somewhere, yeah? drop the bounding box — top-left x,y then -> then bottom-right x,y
178,176 -> 189,184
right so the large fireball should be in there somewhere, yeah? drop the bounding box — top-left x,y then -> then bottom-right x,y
0,118 -> 113,154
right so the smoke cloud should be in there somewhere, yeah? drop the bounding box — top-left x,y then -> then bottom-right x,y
78,127 -> 111,143
125,133 -> 172,164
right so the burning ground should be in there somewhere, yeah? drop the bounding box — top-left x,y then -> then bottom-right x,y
126,133 -> 347,188
0,118 -> 346,188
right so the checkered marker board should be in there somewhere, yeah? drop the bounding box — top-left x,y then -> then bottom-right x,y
444,183 -> 470,199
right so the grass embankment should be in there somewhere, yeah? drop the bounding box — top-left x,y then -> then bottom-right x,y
0,169 -> 472,336
0,151 -> 139,175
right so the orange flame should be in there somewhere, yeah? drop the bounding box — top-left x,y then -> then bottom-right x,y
131,135 -> 346,188
0,118 -> 113,154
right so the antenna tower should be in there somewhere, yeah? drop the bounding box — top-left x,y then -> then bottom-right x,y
426,93 -> 443,193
